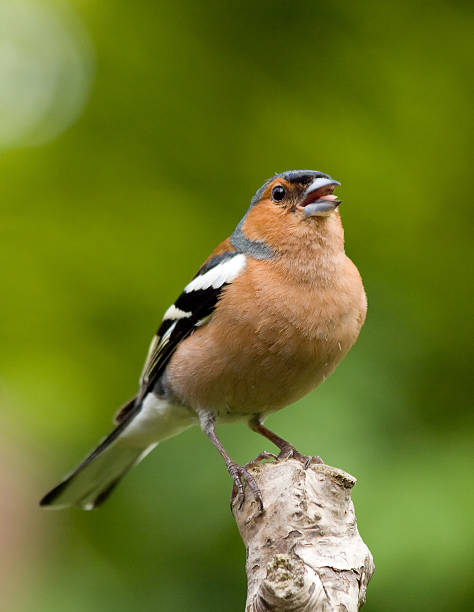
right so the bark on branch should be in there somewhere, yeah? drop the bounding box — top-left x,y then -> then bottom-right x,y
232,459 -> 374,611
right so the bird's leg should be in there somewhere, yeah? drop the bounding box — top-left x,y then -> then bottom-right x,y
199,412 -> 264,512
249,417 -> 324,468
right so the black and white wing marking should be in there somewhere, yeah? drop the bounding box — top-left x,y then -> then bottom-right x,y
138,251 -> 246,397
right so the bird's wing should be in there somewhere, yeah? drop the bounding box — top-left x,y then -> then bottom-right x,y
115,249 -> 246,423
140,250 -> 247,393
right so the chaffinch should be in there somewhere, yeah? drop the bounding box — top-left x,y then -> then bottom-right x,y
41,169 -> 366,511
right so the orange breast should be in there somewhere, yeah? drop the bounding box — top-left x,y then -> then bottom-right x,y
165,256 -> 366,418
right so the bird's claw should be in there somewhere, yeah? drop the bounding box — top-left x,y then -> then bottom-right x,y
230,451 -> 277,510
227,448 -> 322,514
228,462 -> 264,514
243,451 -> 278,470
277,444 -> 324,469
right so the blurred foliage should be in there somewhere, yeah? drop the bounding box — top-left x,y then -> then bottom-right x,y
0,0 -> 473,610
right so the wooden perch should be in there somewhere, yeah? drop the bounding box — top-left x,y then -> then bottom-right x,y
232,459 -> 374,611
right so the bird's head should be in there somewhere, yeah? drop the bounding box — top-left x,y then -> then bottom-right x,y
231,170 -> 343,260
254,170 -> 341,218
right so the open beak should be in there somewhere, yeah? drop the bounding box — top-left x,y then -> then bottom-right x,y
298,177 -> 341,217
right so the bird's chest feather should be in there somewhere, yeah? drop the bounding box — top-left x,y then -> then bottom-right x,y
238,258 -> 365,389
166,254 -> 366,417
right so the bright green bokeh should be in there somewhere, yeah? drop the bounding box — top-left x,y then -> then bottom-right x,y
1,1 -> 472,610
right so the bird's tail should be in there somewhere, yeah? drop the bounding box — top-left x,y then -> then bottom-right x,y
40,421 -> 155,510
40,393 -> 194,510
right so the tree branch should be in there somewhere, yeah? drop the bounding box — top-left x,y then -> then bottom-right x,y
232,459 -> 374,611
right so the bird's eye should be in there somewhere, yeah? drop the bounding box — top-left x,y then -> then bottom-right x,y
271,185 -> 286,202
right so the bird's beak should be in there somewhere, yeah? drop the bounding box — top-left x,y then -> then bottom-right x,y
299,177 -> 341,217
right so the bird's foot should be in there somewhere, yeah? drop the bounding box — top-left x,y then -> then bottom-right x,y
277,444 -> 324,469
243,451 -> 278,470
228,461 -> 264,514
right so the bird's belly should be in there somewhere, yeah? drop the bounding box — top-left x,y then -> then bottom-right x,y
166,296 -> 362,419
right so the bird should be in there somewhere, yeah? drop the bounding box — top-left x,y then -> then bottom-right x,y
40,169 -> 367,511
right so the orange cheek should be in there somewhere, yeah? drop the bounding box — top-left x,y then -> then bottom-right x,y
241,201 -> 290,247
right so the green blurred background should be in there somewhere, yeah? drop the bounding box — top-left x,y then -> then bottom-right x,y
1,0 -> 472,610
